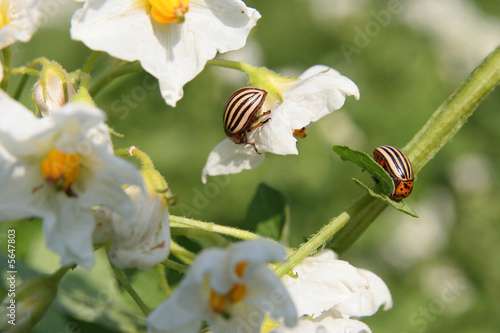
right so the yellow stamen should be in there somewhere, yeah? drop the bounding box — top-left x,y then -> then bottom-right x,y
40,149 -> 80,193
0,0 -> 11,28
229,283 -> 247,303
235,261 -> 249,278
147,0 -> 189,24
209,289 -> 228,315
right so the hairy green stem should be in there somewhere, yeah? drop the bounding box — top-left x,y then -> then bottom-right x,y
275,210 -> 352,278
82,51 -> 102,74
170,226 -> 229,246
1,47 -> 12,90
170,215 -> 261,241
207,59 -> 257,73
10,67 -> 40,76
161,258 -> 189,274
157,264 -> 172,297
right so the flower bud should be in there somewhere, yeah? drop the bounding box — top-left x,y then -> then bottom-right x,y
32,62 -> 76,116
0,267 -> 70,332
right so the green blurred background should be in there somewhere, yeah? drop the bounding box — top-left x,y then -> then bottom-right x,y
2,0 -> 500,332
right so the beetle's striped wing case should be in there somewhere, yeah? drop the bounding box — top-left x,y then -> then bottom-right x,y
223,87 -> 269,144
373,145 -> 414,200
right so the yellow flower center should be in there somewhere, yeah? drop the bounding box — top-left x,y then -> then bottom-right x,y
40,149 -> 80,196
209,261 -> 249,318
0,0 -> 11,28
147,0 -> 189,24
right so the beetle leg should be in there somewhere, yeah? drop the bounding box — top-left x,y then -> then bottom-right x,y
247,117 -> 271,133
245,142 -> 262,154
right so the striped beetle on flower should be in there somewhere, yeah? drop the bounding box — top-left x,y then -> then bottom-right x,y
223,87 -> 271,152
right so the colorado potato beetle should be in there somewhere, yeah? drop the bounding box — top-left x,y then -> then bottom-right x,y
373,145 -> 414,200
223,87 -> 271,148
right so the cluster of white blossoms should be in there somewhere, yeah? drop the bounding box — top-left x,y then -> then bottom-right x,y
146,242 -> 391,333
0,1 -> 392,333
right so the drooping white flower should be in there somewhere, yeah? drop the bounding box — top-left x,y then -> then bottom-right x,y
281,249 -> 391,322
70,0 -> 260,107
202,65 -> 360,183
0,0 -> 42,49
270,316 -> 371,333
147,239 -> 297,333
0,90 -> 142,269
93,185 -> 170,271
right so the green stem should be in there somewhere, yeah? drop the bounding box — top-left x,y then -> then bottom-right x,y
10,67 -> 40,76
82,51 -> 102,74
89,62 -> 143,96
161,258 -> 189,274
13,74 -> 30,100
207,59 -> 257,73
1,47 -> 12,90
130,146 -> 155,169
330,45 -> 500,254
404,46 -> 500,172
52,264 -> 75,282
170,215 -> 261,241
157,264 -> 172,297
170,239 -> 196,264
170,226 -> 229,246
110,263 -> 151,316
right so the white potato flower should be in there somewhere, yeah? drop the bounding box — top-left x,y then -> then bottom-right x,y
0,0 -> 41,49
147,239 -> 297,333
70,0 -> 260,107
93,185 -> 170,271
281,250 -> 391,329
202,65 -> 360,183
0,91 -> 142,269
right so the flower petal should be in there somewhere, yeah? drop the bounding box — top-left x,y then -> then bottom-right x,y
329,268 -> 393,318
43,196 -> 97,269
281,250 -> 369,318
0,0 -> 41,49
285,66 -> 360,123
246,265 -> 298,327
201,138 -> 264,184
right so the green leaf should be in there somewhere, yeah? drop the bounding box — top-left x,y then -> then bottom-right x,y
243,183 -> 289,242
333,145 -> 394,194
352,178 -> 419,218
